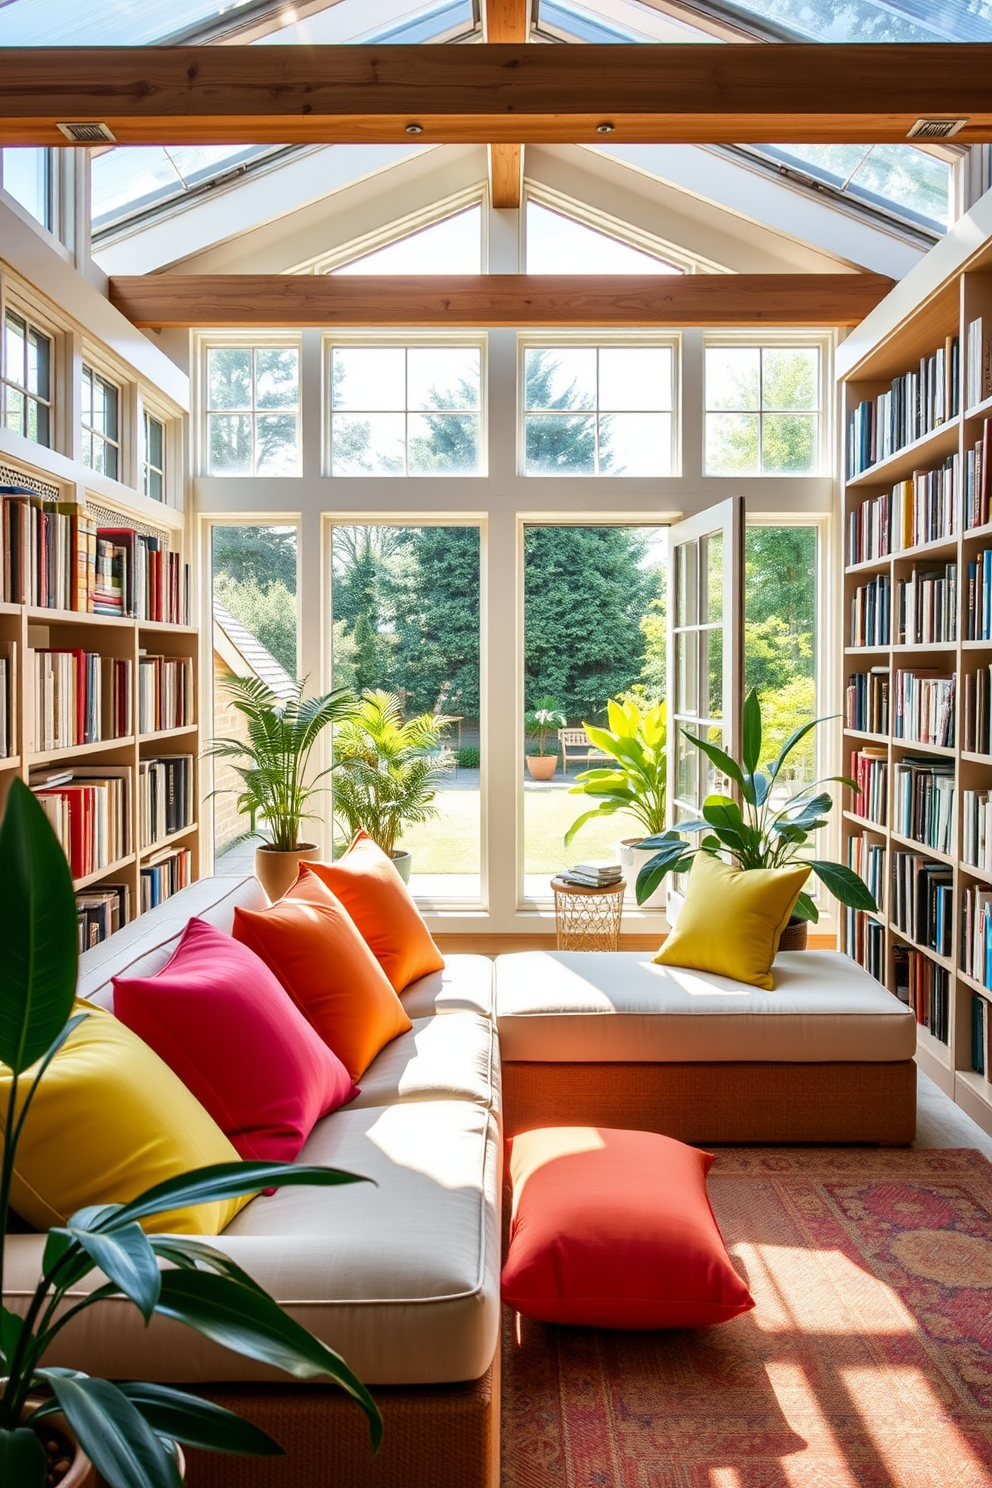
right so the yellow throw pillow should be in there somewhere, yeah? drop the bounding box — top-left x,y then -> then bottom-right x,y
654,853 -> 810,991
0,1002 -> 251,1235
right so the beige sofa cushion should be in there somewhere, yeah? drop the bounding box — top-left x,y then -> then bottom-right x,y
350,1012 -> 500,1113
4,1099 -> 501,1387
400,956 -> 495,1021
495,950 -> 917,1063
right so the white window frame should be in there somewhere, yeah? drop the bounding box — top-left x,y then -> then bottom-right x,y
142,406 -> 168,502
80,358 -> 123,482
289,186 -> 488,275
517,332 -> 681,479
323,333 -> 489,480
702,331 -> 832,479
523,182 -> 726,276
199,336 -> 303,479
1,297 -> 55,449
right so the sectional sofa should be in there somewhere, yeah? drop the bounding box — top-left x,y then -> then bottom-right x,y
2,874 -> 919,1488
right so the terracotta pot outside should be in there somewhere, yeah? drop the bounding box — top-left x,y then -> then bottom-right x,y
526,754 -> 558,781
778,915 -> 809,952
391,849 -> 413,884
618,837 -> 668,909
254,843 -> 321,902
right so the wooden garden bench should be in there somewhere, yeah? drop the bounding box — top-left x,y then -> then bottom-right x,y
558,727 -> 611,773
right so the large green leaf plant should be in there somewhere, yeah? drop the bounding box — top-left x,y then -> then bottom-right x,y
633,689 -> 879,918
0,778 -> 382,1487
564,698 -> 669,845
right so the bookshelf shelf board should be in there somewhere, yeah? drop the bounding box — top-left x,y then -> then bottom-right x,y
890,829 -> 956,866
0,755 -> 21,772
961,750 -> 992,764
891,641 -> 958,654
965,393 -> 992,421
844,645 -> 890,656
962,519 -> 992,542
141,822 -> 198,857
961,639 -> 992,650
843,727 -> 890,744
72,853 -> 137,893
888,925 -> 955,975
25,606 -> 134,630
954,1067 -> 992,1111
29,734 -> 137,766
0,602 -> 21,618
890,738 -> 956,758
845,554 -> 892,576
915,1021 -> 953,1067
138,725 -> 198,743
959,968 -> 992,1000
843,809 -> 888,834
961,860 -> 992,884
138,620 -> 198,636
892,535 -> 959,563
846,420 -> 960,490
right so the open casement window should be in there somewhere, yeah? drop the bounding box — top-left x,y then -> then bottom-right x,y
666,496 -> 744,918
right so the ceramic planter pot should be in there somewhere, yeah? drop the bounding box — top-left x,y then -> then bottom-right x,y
391,849 -> 412,884
526,755 -> 558,781
618,837 -> 669,910
254,843 -> 321,903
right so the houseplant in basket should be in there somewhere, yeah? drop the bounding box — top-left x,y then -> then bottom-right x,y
524,699 -> 567,782
0,779 -> 381,1488
564,697 -> 674,908
205,675 -> 358,901
332,690 -> 454,882
632,688 -> 877,943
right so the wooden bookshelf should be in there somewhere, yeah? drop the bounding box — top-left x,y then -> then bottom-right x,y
838,244 -> 992,1137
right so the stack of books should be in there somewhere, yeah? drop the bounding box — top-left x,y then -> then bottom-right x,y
76,883 -> 130,950
557,860 -> 624,889
31,765 -> 132,881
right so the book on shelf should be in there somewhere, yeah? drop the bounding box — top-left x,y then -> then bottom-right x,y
896,563 -> 957,645
76,883 -> 130,951
962,882 -> 992,993
893,756 -> 955,855
1,488 -> 97,611
965,417 -> 992,529
29,648 -> 132,752
963,665 -> 992,755
845,668 -> 890,734
849,746 -> 888,824
140,845 -> 192,913
137,653 -> 194,734
0,643 -> 12,759
847,336 -> 960,478
845,908 -> 885,981
847,831 -> 886,910
96,527 -> 189,624
32,765 -> 132,881
139,754 -> 194,849
892,944 -> 949,1043
963,789 -> 992,873
893,668 -> 956,747
972,992 -> 990,1079
966,548 -> 992,641
848,490 -> 892,565
967,315 -> 992,408
891,851 -> 953,957
850,575 -> 890,647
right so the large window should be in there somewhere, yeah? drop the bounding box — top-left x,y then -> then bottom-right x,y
744,524 -> 818,788
522,344 -> 675,476
81,363 -> 120,480
526,200 -> 685,275
205,345 -> 300,477
704,343 -> 821,476
2,308 -> 52,447
329,344 -> 483,477
332,205 -> 482,276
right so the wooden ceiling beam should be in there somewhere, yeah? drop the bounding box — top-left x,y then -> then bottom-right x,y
108,273 -> 894,329
2,44 -> 992,146
489,142 -> 523,209
482,0 -> 529,207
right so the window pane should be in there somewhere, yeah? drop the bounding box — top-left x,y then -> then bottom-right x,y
525,414 -> 596,475
27,328 -> 50,399
146,467 -> 164,502
331,413 -> 406,475
211,524 -> 299,867
702,626 -> 723,720
603,412 -> 670,477
745,525 -> 817,792
706,347 -> 760,410
706,412 -> 759,475
2,148 -> 51,230
255,413 -> 299,476
523,525 -> 667,899
704,531 -> 723,623
207,413 -> 252,475
524,347 -> 596,410
407,413 -> 480,475
598,347 -> 672,411
146,415 -> 164,470
526,201 -> 683,275
254,347 -> 298,410
334,206 -> 482,276
331,347 -> 405,412
762,347 -> 818,410
407,347 -> 480,411
5,313 -> 26,386
207,347 -> 252,410
676,630 -> 697,715
5,388 -> 25,437
762,414 -> 817,474
102,380 -> 119,442
330,524 -> 481,902
28,400 -> 49,446
81,368 -> 94,425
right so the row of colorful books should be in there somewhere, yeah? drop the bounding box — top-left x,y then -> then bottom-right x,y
891,851 -> 953,957
31,766 -> 132,881
94,527 -> 188,624
76,883 -> 130,951
962,883 -> 992,993
846,910 -> 884,982
966,315 -> 992,409
896,563 -> 957,645
849,746 -> 888,825
850,574 -> 890,647
848,336 -> 959,477
964,416 -> 992,529
847,462 -> 958,565
137,654 -> 194,735
893,757 -> 955,855
963,789 -> 992,873
140,846 -> 193,914
893,945 -> 949,1043
962,665 -> 992,756
139,755 -> 194,851
30,648 -> 132,753
845,669 -> 889,734
847,832 -> 886,912
893,669 -> 955,748
965,548 -> 992,641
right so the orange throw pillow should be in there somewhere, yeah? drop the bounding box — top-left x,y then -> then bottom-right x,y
308,831 -> 444,993
232,867 -> 411,1081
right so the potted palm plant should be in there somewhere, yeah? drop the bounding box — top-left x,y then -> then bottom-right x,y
0,778 -> 381,1488
632,689 -> 878,942
206,675 -> 358,901
524,699 -> 567,781
564,698 -> 671,907
332,690 -> 454,882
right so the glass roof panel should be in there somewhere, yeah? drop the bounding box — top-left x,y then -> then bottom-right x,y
91,145 -> 276,233
697,0 -> 992,42
748,143 -> 951,229
0,0 -> 261,46
332,206 -> 482,274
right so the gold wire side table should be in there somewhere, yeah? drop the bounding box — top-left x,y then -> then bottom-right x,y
550,877 -> 625,951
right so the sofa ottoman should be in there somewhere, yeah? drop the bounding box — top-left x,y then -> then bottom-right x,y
495,949 -> 917,1145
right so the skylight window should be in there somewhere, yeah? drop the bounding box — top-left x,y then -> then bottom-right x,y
333,207 -> 483,276
526,202 -> 683,275
0,0 -> 259,45
746,143 -> 951,231
698,0 -> 992,42
91,146 -> 276,235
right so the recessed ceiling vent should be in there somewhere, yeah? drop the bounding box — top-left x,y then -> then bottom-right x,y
906,118 -> 968,140
56,121 -> 117,143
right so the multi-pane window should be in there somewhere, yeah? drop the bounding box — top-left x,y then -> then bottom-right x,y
143,411 -> 166,501
81,363 -> 120,480
205,346 -> 300,477
705,344 -> 820,476
2,309 -> 52,446
329,345 -> 482,477
522,345 -> 674,477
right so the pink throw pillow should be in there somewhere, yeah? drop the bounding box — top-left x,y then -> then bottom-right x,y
113,917 -> 357,1165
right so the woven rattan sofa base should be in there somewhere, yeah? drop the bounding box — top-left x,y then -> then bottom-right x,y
502,1059 -> 917,1145
183,1356 -> 499,1488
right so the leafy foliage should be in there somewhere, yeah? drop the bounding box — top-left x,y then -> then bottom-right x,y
633,689 -> 877,918
565,698 -> 669,844
205,676 -> 358,852
524,698 -> 567,757
0,780 -> 382,1487
333,690 -> 455,859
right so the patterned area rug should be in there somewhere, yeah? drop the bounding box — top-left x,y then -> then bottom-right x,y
501,1147 -> 992,1487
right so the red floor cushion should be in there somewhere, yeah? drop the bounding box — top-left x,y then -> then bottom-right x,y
501,1126 -> 754,1329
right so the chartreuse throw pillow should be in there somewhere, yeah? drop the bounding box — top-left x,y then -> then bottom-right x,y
0,1002 -> 252,1235
654,852 -> 810,990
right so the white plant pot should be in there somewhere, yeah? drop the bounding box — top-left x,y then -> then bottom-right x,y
618,837 -> 669,910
